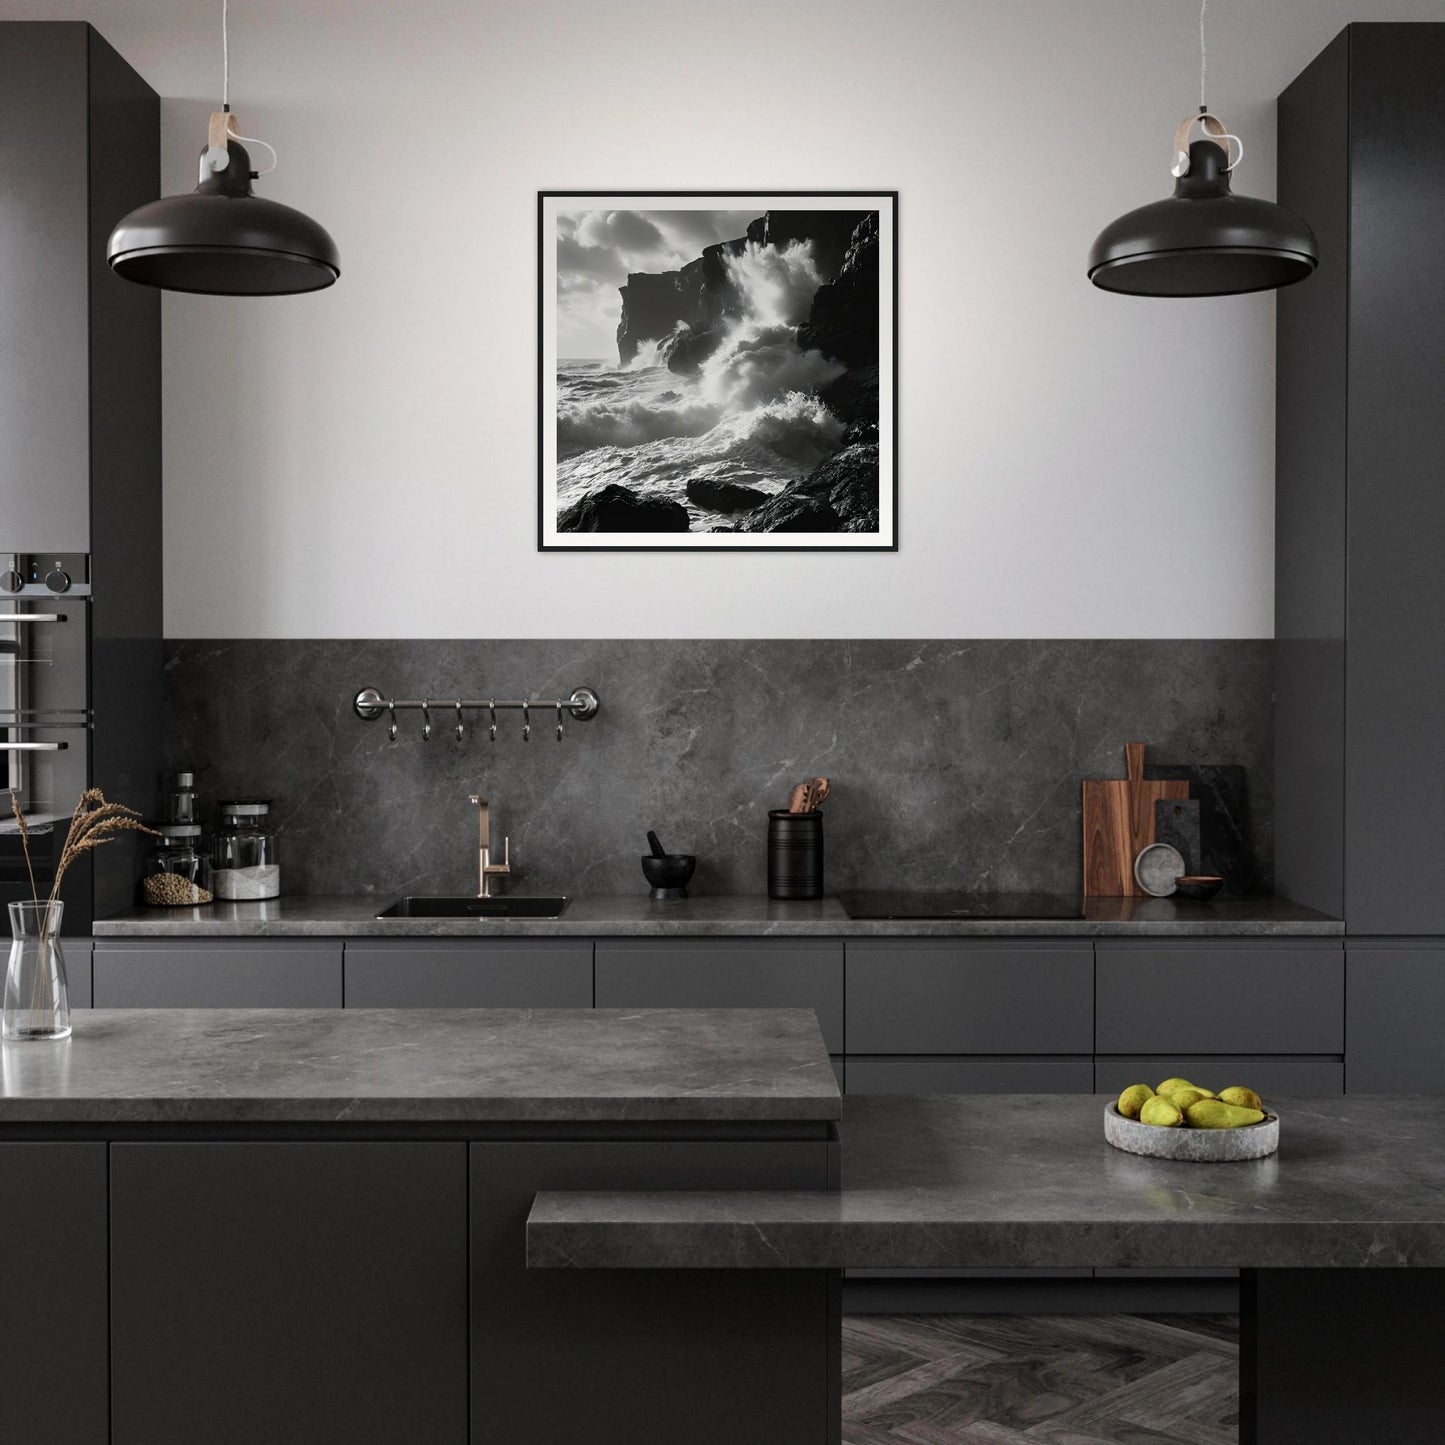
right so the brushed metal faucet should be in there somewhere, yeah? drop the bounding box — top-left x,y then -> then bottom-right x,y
467,794 -> 511,897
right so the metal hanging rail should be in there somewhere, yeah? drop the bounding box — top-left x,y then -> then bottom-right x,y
352,685 -> 600,743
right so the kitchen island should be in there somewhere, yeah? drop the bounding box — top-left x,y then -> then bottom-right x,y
0,1007 -> 841,1445
533,1093 -> 1445,1444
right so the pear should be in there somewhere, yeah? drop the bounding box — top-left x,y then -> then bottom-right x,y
1117,1084 -> 1154,1119
1164,1086 -> 1211,1111
1139,1096 -> 1185,1127
1156,1077 -> 1196,1095
1218,1086 -> 1264,1112
1185,1099 -> 1266,1129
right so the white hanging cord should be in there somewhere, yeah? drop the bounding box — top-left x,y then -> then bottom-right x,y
1199,0 -> 1207,112
230,129 -> 277,174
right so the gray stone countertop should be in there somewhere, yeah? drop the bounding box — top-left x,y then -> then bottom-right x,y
0,1008 -> 840,1124
91,893 -> 1343,938
528,1093 -> 1445,1270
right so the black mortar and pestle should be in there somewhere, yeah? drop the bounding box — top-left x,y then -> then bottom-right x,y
642,830 -> 696,901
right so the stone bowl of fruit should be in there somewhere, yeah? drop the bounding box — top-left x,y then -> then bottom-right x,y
1105,1078 -> 1279,1161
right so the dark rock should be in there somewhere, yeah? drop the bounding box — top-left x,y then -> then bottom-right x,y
842,417 -> 879,448
819,364 -> 879,427
797,213 -> 880,368
558,484 -> 691,533
666,327 -> 725,376
615,262 -> 705,366
740,442 -> 880,535
746,210 -> 869,281
686,478 -> 770,513
708,525 -> 737,533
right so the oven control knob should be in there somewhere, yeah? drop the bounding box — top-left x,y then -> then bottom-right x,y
44,568 -> 71,595
0,569 -> 21,593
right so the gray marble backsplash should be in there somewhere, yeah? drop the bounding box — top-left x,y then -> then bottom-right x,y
163,640 -> 1273,900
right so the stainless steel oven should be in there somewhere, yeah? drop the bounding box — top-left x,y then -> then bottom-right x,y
0,554 -> 93,928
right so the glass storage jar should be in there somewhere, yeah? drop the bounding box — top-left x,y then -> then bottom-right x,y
211,800 -> 281,901
142,824 -> 214,907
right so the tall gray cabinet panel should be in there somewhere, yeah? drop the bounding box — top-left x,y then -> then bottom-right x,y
0,23 -> 90,547
1277,24 -> 1445,936
0,1144 -> 108,1444
111,1142 -> 468,1445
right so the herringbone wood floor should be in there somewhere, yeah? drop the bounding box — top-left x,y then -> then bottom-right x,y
842,1314 -> 1239,1444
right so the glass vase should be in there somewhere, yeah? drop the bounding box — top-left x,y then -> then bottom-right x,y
4,901 -> 71,1042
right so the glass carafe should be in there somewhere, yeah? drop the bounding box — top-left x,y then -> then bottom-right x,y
4,901 -> 71,1041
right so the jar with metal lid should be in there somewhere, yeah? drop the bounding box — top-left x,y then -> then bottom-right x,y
211,800 -> 281,900
163,771 -> 199,825
141,825 -> 214,907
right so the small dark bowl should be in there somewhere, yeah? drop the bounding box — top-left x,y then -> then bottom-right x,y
1173,875 -> 1225,901
642,854 -> 696,900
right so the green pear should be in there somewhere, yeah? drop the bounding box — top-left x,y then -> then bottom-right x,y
1156,1077 -> 1196,1095
1164,1086 -> 1211,1111
1185,1099 -> 1266,1129
1117,1084 -> 1154,1119
1140,1096 -> 1185,1127
1218,1086 -> 1264,1112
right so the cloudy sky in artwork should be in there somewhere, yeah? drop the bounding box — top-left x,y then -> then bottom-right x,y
555,208 -> 757,359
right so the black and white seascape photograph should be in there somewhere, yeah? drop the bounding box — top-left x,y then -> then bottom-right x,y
539,192 -> 896,549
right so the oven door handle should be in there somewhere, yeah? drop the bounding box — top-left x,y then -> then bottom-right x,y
0,613 -> 66,624
0,741 -> 67,751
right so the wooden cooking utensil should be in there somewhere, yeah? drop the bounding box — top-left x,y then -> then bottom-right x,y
811,777 -> 830,809
1082,742 -> 1189,897
787,783 -> 809,813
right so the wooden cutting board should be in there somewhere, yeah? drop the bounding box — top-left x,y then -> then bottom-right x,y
1082,743 -> 1189,896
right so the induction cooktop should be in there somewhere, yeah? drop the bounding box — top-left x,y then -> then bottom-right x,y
835,891 -> 1084,920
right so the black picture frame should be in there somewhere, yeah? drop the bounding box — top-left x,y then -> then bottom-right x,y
538,190 -> 899,552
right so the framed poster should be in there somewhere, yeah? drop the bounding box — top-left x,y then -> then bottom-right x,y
539,191 -> 897,550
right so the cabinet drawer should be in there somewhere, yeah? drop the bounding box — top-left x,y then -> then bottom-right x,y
344,941 -> 592,1009
594,940 -> 843,1053
93,941 -> 342,1008
1095,943 -> 1343,1054
846,1058 -> 1094,1095
846,941 -> 1092,1055
1094,1055 -> 1344,1097
1347,946 -> 1445,1092
63,939 -> 92,1008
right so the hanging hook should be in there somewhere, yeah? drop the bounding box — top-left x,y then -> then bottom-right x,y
387,699 -> 398,743
488,700 -> 497,743
455,699 -> 465,741
421,699 -> 432,742
556,702 -> 564,743
521,701 -> 530,743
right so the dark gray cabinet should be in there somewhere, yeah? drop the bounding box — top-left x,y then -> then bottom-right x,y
1095,1057 -> 1345,1097
470,1139 -> 834,1444
846,940 -> 1093,1055
847,1058 -> 1093,1094
110,1142 -> 468,1445
595,939 -> 844,1053
64,939 -> 92,1008
1347,945 -> 1445,1092
0,1144 -> 108,1444
93,940 -> 343,1007
344,939 -> 592,1008
1095,943 -> 1343,1055
1277,24 -> 1445,935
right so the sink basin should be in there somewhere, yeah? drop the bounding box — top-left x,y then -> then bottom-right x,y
376,896 -> 570,919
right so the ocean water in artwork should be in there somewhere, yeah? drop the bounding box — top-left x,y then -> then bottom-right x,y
552,208 -> 882,536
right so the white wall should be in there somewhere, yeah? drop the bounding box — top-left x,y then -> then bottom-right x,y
3,0 -> 1439,638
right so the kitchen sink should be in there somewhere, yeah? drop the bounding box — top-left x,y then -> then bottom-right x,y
375,895 -> 570,919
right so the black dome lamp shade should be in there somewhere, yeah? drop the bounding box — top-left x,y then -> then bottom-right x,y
1088,112 -> 1317,297
106,2 -> 338,296
1087,0 -> 1315,298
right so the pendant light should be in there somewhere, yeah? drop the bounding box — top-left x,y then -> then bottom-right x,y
1087,0 -> 1316,297
107,0 -> 338,296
